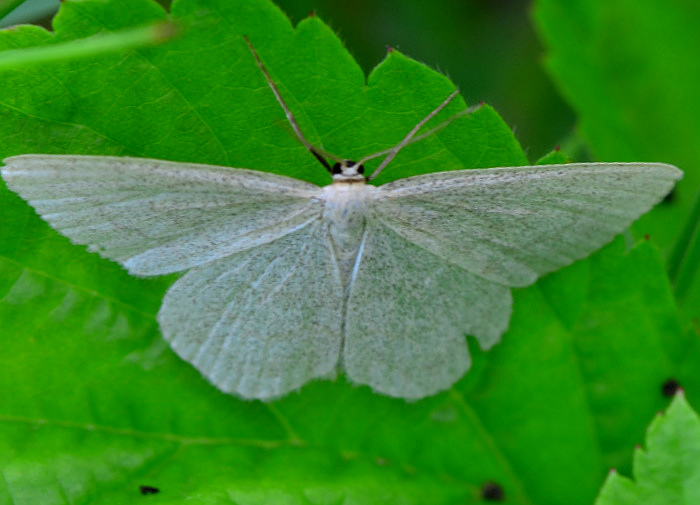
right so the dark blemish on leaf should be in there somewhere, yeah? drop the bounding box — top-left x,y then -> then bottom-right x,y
481,481 -> 504,501
402,463 -> 417,475
139,485 -> 160,495
309,10 -> 316,17
386,46 -> 394,53
644,233 -> 650,241
661,378 -> 681,397
375,457 -> 388,466
554,145 -> 560,151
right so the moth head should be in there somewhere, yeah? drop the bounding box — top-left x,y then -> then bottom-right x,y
331,160 -> 366,182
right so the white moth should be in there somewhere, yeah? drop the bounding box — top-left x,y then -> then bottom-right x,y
1,38 -> 682,400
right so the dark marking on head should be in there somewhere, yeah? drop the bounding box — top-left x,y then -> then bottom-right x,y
139,485 -> 160,495
481,481 -> 504,501
330,160 -> 366,182
661,378 -> 681,397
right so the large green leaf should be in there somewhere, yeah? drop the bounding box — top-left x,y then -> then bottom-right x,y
0,1 -> 697,504
594,392 -> 700,505
532,0 -> 700,322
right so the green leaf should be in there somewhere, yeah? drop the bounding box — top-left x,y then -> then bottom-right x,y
532,0 -> 700,322
594,392 -> 700,505
0,0 -> 697,504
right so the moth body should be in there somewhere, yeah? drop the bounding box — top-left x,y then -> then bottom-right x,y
320,172 -> 378,292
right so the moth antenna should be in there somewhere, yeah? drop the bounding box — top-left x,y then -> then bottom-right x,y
362,89 -> 463,180
243,35 -> 341,171
360,107 -> 473,170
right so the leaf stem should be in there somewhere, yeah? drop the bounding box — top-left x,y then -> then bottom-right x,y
0,21 -> 179,71
0,0 -> 25,24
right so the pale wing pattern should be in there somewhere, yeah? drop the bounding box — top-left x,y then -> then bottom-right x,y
159,218 -> 343,399
1,155 -> 322,276
375,163 -> 682,287
343,219 -> 512,399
